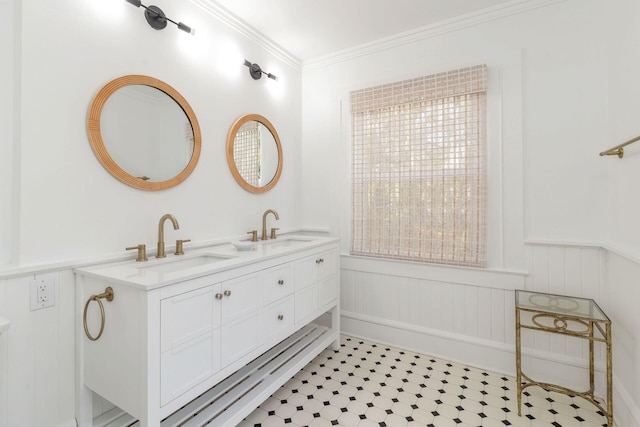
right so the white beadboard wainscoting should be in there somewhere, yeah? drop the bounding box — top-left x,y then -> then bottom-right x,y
340,255 -> 526,375
340,243 -> 639,427
0,268 -> 77,427
603,247 -> 640,427
0,315 -> 9,427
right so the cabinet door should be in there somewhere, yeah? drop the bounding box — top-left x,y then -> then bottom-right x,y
318,274 -> 338,308
259,263 -> 293,306
221,313 -> 259,366
295,284 -> 317,323
294,255 -> 319,291
318,249 -> 338,281
221,273 -> 259,324
160,285 -> 221,405
220,274 -> 260,366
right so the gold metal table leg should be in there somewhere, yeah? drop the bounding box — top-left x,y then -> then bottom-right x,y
516,307 -> 522,416
606,322 -> 613,427
589,320 -> 595,398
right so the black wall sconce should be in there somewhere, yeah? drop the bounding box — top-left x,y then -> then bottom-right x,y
126,0 -> 193,34
243,60 -> 278,81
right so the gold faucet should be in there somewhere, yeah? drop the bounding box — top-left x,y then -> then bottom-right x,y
157,214 -> 179,258
261,209 -> 279,240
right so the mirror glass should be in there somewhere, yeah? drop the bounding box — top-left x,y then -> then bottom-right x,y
87,75 -> 201,191
226,114 -> 282,193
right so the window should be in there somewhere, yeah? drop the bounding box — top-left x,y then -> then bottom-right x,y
350,65 -> 487,267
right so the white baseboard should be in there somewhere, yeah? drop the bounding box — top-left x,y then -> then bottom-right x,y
342,311 -> 515,375
612,376 -> 640,427
341,311 -> 636,427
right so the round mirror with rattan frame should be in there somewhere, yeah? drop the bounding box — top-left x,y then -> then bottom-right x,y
226,114 -> 283,193
87,75 -> 201,191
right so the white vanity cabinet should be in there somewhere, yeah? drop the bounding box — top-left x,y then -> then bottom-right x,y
76,237 -> 339,427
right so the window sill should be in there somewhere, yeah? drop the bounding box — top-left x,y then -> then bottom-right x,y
341,254 -> 527,291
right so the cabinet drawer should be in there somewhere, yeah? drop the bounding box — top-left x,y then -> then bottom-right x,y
295,284 -> 317,323
259,264 -> 293,306
259,295 -> 294,342
293,249 -> 338,291
221,273 -> 259,324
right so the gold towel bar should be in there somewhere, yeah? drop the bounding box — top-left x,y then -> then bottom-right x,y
599,135 -> 640,158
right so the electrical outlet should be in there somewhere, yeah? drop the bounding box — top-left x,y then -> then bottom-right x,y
30,278 -> 55,311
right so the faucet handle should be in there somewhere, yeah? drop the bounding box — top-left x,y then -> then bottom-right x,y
126,244 -> 148,262
175,239 -> 191,256
247,230 -> 258,242
270,227 -> 279,239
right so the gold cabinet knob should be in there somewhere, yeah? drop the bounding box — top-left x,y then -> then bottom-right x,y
215,293 -> 223,300
277,314 -> 284,321
223,290 -> 231,297
278,279 -> 284,285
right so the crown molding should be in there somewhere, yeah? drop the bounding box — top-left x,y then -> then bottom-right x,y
304,0 -> 567,70
191,0 -> 302,71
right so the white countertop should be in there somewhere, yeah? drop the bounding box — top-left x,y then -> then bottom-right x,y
75,235 -> 340,290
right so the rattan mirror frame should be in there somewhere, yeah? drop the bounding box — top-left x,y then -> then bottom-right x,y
226,114 -> 283,193
87,75 -> 201,191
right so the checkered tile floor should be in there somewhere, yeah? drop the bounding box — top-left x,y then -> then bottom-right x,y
240,335 -> 610,427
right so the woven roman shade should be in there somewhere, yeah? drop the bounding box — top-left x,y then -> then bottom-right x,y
350,65 -> 487,267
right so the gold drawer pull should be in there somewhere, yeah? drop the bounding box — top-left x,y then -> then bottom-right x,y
215,293 -> 223,300
224,290 -> 231,297
278,279 -> 284,285
277,314 -> 284,321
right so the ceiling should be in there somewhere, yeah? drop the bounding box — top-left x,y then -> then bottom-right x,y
211,0 -> 517,61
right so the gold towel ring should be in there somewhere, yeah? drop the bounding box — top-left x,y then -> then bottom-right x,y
83,287 -> 114,341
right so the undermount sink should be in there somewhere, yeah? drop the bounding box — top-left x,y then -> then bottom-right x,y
259,237 -> 314,249
137,254 -> 233,273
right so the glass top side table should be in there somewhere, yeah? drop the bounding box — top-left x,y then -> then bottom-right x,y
515,290 -> 612,426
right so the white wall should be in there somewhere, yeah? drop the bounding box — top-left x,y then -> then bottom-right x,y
603,0 -> 640,424
0,0 -> 303,425
0,0 -> 17,267
606,0 -> 640,255
10,0 -> 302,267
301,0 -> 638,425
